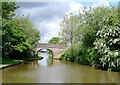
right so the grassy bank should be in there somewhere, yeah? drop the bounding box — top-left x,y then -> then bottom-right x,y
0,56 -> 43,66
0,57 -> 22,66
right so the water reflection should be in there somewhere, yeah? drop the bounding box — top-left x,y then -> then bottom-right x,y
24,61 -> 39,70
1,53 -> 119,83
38,52 -> 53,66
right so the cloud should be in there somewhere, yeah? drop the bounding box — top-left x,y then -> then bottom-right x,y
15,0 -> 120,2
16,0 -> 111,43
16,2 -> 70,43
91,0 -> 110,8
17,2 -> 49,8
18,2 -> 70,20
68,2 -> 84,13
38,17 -> 61,43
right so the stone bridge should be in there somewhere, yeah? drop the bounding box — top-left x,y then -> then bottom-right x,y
35,43 -> 66,58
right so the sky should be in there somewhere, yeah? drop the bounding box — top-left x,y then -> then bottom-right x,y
15,0 -> 118,43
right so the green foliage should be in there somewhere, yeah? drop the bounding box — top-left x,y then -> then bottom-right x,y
47,49 -> 53,55
60,45 -> 101,66
94,24 -> 120,71
2,2 -> 20,19
88,47 -> 101,66
48,37 -> 60,44
59,5 -> 120,71
59,13 -> 79,45
59,53 -> 65,60
2,2 -> 40,58
0,2 -> 2,47
93,6 -> 120,71
59,43 -> 81,61
75,46 -> 95,65
1,57 -> 23,65
2,17 -> 28,57
16,16 -> 40,50
1,56 -> 43,66
77,24 -> 96,47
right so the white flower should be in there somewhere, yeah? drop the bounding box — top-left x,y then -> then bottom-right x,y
101,43 -> 103,46
95,46 -> 97,49
103,44 -> 106,47
108,57 -> 110,61
100,34 -> 102,37
114,52 -> 118,56
114,30 -> 115,34
101,29 -> 104,31
96,31 -> 100,35
109,39 -> 112,42
109,29 -> 112,32
114,39 -> 119,42
104,33 -> 106,37
109,43 -> 112,45
93,42 -> 96,45
112,62 -> 116,67
113,39 -> 119,44
104,50 -> 107,53
108,51 -> 113,55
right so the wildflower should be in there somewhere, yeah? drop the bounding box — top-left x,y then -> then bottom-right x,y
101,43 -> 103,46
95,46 -> 97,49
114,52 -> 118,56
104,50 -> 107,53
109,29 -> 112,32
113,39 -> 119,44
112,62 -> 116,67
96,31 -> 100,35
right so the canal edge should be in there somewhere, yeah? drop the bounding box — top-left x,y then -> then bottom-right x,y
0,58 -> 43,70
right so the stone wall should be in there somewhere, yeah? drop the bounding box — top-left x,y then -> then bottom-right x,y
35,43 -> 66,57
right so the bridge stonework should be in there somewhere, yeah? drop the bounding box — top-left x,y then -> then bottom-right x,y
35,43 -> 66,58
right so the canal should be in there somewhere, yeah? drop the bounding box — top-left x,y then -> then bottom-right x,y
1,52 -> 119,83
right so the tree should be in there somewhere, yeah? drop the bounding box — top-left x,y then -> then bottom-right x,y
16,16 -> 40,50
0,2 -> 2,57
2,2 -> 40,58
2,2 -> 21,57
0,2 -> 2,47
2,2 -> 20,19
48,37 -> 60,44
93,6 -> 120,71
59,5 -> 120,71
59,13 -> 79,46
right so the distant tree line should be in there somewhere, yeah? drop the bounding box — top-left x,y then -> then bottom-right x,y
48,37 -> 60,44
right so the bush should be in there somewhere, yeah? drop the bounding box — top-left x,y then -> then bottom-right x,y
59,6 -> 120,71
88,47 -> 101,66
59,43 -> 81,61
94,20 -> 120,71
75,46 -> 91,65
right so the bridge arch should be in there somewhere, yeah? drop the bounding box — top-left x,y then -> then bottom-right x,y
35,43 -> 66,58
36,48 -> 53,57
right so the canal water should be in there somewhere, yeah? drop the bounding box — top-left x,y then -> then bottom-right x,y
1,52 -> 119,83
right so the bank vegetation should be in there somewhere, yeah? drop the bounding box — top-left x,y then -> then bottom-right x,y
59,5 -> 120,71
1,2 -> 41,65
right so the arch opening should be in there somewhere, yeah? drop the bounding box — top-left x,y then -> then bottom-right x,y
37,48 -> 53,57
37,48 -> 53,66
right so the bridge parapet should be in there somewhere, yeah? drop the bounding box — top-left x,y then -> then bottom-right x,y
36,43 -> 66,49
36,43 -> 66,57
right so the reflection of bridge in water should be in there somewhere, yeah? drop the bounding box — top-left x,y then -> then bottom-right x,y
35,43 -> 66,58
